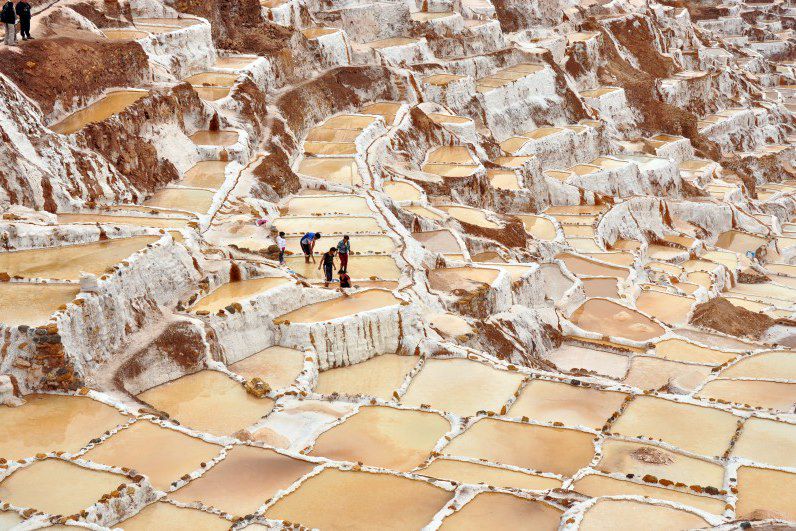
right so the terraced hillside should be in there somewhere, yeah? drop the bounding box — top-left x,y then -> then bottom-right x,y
1,0 -> 796,528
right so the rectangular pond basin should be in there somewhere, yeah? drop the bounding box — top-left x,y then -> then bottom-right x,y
265,468 -> 452,529
442,418 -> 595,476
383,180 -> 423,201
296,158 -> 361,186
578,499 -> 708,531
622,356 -> 711,392
610,396 -> 738,456
721,351 -> 796,379
144,187 -> 216,214
438,206 -> 500,229
635,291 -> 694,326
282,195 -> 371,216
508,380 -> 626,430
284,255 -> 400,281
0,283 -> 79,326
0,394 -> 128,461
189,277 -> 290,313
428,266 -> 499,293
171,445 -> 315,517
401,358 -> 524,417
275,289 -> 401,323
82,420 -> 222,490
440,492 -> 562,530
541,343 -> 630,379
214,55 -> 257,69
557,253 -> 628,278
51,90 -> 148,135
412,229 -> 462,254
228,346 -> 305,390
58,213 -> 191,229
0,235 -> 158,281
418,458 -> 561,491
310,405 -> 449,471
404,205 -> 444,220
735,466 -> 796,521
596,439 -> 725,488
696,379 -> 796,412
180,161 -> 228,189
572,474 -> 725,515
518,215 -> 557,240
731,417 -> 796,469
0,459 -> 124,516
314,354 -> 419,399
118,502 -> 230,531
190,130 -> 239,146
274,215 -> 381,235
285,234 -> 394,254
569,299 -> 665,342
138,370 -> 274,436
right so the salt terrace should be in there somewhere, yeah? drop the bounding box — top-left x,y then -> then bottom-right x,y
2,0 -> 796,527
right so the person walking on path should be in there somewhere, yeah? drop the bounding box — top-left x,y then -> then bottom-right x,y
337,235 -> 350,274
318,247 -> 337,287
300,231 -> 321,263
276,231 -> 287,265
2,0 -> 17,47
15,0 -> 31,40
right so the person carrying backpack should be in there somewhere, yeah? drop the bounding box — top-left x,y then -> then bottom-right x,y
15,0 -> 31,40
1,0 -> 17,47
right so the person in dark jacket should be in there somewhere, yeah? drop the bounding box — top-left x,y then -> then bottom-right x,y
1,0 -> 16,46
317,247 -> 337,287
16,0 -> 32,40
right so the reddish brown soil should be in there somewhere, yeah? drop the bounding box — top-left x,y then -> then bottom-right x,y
0,38 -> 148,116
251,149 -> 301,201
689,297 -> 774,339
70,1 -> 132,28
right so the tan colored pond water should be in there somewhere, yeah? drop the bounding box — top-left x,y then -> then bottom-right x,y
428,266 -> 499,292
214,55 -> 257,69
0,235 -> 158,280
193,87 -> 231,101
144,187 -> 216,214
563,224 -> 595,238
599,437 -> 724,487
570,238 -> 606,254
296,157 -> 361,186
310,406 -> 448,471
275,289 -> 400,323
171,445 -> 315,516
623,356 -> 710,392
304,141 -> 358,156
274,215 -> 381,234
731,417 -> 796,469
487,169 -> 521,190
383,180 -> 422,201
412,229 -> 462,254
735,466 -> 796,521
611,396 -> 737,456
508,380 -> 626,429
636,291 -> 693,325
441,492 -> 562,530
0,283 -> 80,326
428,312 -> 473,338
697,379 -> 796,411
51,90 -> 148,135
180,161 -> 228,189
285,255 -> 400,281
727,281 -> 796,304
228,346 -> 305,389
419,458 -> 560,491
722,351 -> 796,379
439,205 -> 500,228
282,195 -> 371,216
285,234 -> 393,254
557,253 -> 628,278
0,394 -> 127,461
423,163 -> 479,178
265,468 -> 452,529
118,502 -> 230,531
572,474 -> 725,515
716,230 -> 767,254
582,277 -> 619,298
404,205 -> 444,220
578,499 -> 709,531
58,213 -> 191,229
653,338 -> 737,365
542,343 -> 629,379
0,459 -> 122,516
443,418 -> 594,476
401,358 -> 524,417
569,299 -> 665,342
518,215 -> 557,240
190,130 -> 239,146
184,72 -> 238,87
0,511 -> 22,528
673,328 -> 762,350
314,354 -> 418,399
190,277 -> 289,313
82,420 -> 221,490
360,102 -> 402,125
138,370 -> 275,436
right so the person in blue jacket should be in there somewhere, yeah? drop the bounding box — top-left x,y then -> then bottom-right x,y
299,231 -> 321,263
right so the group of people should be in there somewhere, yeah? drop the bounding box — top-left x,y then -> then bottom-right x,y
2,0 -> 33,46
275,231 -> 353,288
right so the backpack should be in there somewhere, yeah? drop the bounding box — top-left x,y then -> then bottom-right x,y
1,3 -> 14,22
